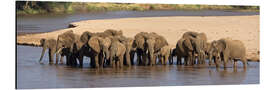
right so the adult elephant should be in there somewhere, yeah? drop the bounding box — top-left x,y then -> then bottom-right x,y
109,37 -> 126,68
133,32 -> 149,65
39,38 -> 57,64
145,32 -> 169,66
118,36 -> 135,66
182,31 -> 207,65
56,30 -> 85,66
210,38 -> 247,70
87,36 -> 112,68
175,36 -> 194,65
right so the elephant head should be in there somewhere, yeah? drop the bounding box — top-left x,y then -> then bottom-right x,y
98,37 -> 112,61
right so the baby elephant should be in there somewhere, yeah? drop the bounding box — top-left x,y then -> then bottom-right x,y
39,38 -> 57,64
156,45 -> 171,65
211,38 -> 247,70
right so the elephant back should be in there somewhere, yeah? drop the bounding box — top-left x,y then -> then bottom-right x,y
225,39 -> 246,58
58,30 -> 76,48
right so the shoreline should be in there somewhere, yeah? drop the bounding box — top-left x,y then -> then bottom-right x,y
16,2 -> 259,16
17,15 -> 260,61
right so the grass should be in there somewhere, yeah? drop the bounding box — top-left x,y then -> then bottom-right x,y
16,2 -> 259,16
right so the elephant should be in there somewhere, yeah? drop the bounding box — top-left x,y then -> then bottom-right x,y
210,38 -> 247,70
183,31 -> 207,65
39,38 -> 57,64
145,32 -> 169,66
156,45 -> 171,65
90,36 -> 112,68
175,36 -> 194,66
56,30 -> 88,67
80,30 -> 123,68
133,32 -> 149,65
119,37 -> 135,66
109,37 -> 126,68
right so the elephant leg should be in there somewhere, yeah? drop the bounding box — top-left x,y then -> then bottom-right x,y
59,55 -> 64,64
90,56 -> 95,68
78,55 -> 84,68
208,53 -> 213,65
233,59 -> 237,69
184,57 -> 188,66
99,53 -> 104,68
56,53 -> 59,64
154,55 -> 157,65
137,52 -> 142,65
177,55 -> 181,65
142,53 -> 148,66
241,57 -> 247,69
125,52 -> 131,66
130,52 -> 135,65
160,56 -> 164,65
95,55 -> 99,68
48,49 -> 53,64
66,55 -> 70,66
116,59 -> 120,68
120,55 -> 124,68
223,56 -> 228,70
164,55 -> 169,65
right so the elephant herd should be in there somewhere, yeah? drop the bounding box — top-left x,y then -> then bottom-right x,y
39,29 -> 247,70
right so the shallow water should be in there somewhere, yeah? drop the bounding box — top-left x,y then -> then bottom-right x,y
16,45 -> 259,89
16,10 -> 259,33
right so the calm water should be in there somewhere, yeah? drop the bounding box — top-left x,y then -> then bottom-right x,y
16,10 -> 259,33
16,10 -> 259,89
17,45 -> 259,89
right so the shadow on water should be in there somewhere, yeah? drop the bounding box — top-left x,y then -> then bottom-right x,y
17,45 -> 259,89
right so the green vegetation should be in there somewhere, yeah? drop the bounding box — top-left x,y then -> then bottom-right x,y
16,1 -> 259,15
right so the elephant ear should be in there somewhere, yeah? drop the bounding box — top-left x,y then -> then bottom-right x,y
217,39 -> 227,52
80,31 -> 90,44
183,38 -> 194,51
88,37 -> 101,53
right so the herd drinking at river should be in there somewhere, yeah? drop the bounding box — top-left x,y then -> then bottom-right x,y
39,29 -> 247,70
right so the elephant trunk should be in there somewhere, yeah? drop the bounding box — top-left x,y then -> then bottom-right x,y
39,46 -> 47,63
105,48 -> 110,61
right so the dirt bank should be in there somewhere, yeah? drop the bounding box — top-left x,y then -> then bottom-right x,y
17,15 -> 260,61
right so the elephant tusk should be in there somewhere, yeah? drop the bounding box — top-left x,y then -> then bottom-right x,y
56,47 -> 63,54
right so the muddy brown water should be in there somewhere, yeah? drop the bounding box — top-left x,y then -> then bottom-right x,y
16,11 -> 259,89
17,45 -> 259,89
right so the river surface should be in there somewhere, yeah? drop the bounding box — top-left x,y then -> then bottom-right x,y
16,10 -> 259,34
17,45 -> 259,89
16,10 -> 259,89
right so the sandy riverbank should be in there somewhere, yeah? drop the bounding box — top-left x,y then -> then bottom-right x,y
17,15 -> 259,61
